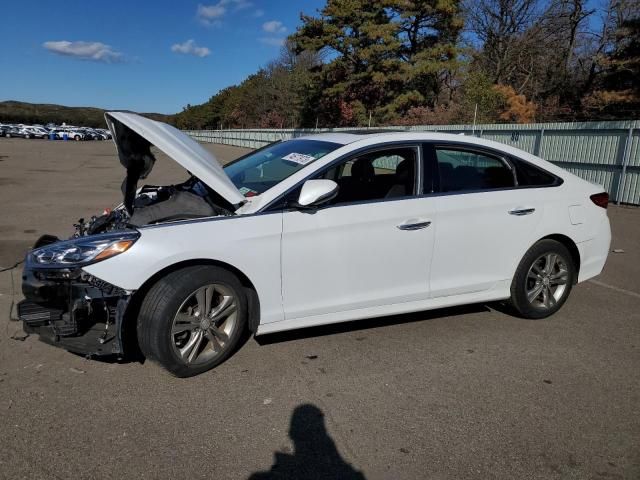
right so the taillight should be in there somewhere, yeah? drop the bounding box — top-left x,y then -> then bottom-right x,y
590,192 -> 609,209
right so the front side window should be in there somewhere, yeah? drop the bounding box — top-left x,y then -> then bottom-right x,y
224,139 -> 341,197
317,147 -> 418,204
436,148 -> 515,192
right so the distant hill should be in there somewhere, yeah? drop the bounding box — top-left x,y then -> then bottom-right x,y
0,100 -> 172,128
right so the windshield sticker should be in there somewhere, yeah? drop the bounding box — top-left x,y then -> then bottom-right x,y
282,152 -> 316,166
239,187 -> 258,197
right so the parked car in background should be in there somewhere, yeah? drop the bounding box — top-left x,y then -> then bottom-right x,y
18,112 -> 612,377
19,127 -> 35,139
24,126 -> 50,139
90,128 -> 105,140
1,123 -> 111,139
53,129 -> 84,141
93,128 -> 110,140
4,126 -> 30,138
76,127 -> 101,140
96,128 -> 112,140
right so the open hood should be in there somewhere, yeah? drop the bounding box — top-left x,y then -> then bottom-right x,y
105,112 -> 245,212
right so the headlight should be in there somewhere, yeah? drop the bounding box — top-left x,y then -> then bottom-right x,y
30,231 -> 139,267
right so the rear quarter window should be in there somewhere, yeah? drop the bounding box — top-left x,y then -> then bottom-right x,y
512,159 -> 559,186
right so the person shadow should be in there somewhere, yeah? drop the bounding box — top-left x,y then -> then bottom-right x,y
248,403 -> 366,480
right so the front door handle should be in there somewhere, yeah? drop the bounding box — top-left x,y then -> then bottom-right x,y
397,221 -> 431,231
509,207 -> 535,216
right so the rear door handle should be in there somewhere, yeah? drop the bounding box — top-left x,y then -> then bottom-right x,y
397,221 -> 431,231
509,207 -> 535,216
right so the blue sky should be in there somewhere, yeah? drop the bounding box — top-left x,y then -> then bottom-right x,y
0,0 -> 325,114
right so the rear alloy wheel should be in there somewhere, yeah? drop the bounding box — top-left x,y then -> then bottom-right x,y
137,265 -> 247,377
74,135 -> 81,141
509,239 -> 575,319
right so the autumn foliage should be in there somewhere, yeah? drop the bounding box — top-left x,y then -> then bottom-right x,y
173,0 -> 640,129
493,85 -> 537,123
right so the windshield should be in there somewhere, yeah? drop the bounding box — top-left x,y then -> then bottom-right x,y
223,139 -> 341,197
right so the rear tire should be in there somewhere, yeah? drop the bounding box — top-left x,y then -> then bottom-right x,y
137,265 -> 248,377
509,239 -> 575,319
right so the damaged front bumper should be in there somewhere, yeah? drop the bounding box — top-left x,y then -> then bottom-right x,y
19,265 -> 132,357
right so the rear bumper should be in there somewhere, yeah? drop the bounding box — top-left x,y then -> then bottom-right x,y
577,215 -> 612,283
19,264 -> 131,357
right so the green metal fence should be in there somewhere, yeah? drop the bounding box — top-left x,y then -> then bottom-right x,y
185,120 -> 640,205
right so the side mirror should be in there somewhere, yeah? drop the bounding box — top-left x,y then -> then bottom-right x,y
295,179 -> 339,209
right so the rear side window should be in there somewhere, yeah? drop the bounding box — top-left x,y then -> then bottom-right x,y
435,148 -> 515,192
512,159 -> 557,186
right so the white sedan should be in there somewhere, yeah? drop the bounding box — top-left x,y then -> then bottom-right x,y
53,129 -> 84,141
19,112 -> 611,377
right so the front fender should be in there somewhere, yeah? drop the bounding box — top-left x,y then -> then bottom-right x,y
83,214 -> 284,324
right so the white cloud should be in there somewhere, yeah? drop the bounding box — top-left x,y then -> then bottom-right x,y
259,37 -> 286,47
197,3 -> 226,25
262,20 -> 286,34
253,9 -> 264,17
197,0 -> 254,25
43,40 -> 124,63
231,0 -> 253,10
171,39 -> 211,57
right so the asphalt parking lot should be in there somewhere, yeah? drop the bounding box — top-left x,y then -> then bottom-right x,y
0,138 -> 638,479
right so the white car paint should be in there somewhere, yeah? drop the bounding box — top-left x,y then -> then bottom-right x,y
84,113 -> 611,336
25,126 -> 49,137
297,179 -> 338,206
280,195 -> 436,320
55,129 -> 84,140
430,188 -> 543,297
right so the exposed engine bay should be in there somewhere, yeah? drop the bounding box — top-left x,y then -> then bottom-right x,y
73,177 -> 234,238
70,112 -> 237,237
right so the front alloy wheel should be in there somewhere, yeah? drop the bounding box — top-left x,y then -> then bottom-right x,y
510,239 -> 575,319
171,284 -> 238,365
137,265 -> 247,377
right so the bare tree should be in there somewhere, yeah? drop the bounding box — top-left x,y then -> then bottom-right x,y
464,0 -> 544,84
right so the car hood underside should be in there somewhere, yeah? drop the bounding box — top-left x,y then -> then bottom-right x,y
105,111 -> 245,213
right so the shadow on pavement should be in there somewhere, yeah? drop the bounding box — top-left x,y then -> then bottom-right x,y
248,403 -> 366,480
256,302 -> 492,345
33,302 -> 496,366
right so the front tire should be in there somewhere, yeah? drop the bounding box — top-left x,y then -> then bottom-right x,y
509,239 -> 575,319
137,265 -> 247,377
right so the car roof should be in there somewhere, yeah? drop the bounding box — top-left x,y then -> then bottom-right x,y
297,131 -> 478,146
293,130 -> 566,173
